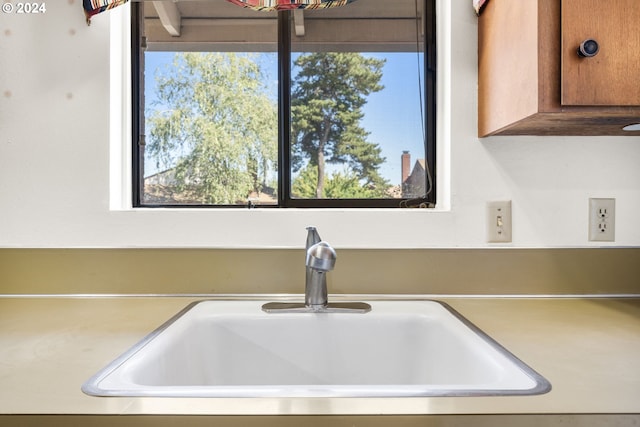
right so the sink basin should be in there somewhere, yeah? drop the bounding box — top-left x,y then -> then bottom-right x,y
82,300 -> 551,398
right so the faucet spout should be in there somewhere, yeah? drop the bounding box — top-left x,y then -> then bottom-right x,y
305,241 -> 336,309
305,227 -> 331,309
305,226 -> 321,249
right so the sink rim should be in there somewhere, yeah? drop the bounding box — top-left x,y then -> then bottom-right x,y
82,298 -> 551,398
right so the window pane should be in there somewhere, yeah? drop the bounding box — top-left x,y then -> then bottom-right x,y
134,0 -> 434,208
289,1 -> 427,200
140,3 -> 279,206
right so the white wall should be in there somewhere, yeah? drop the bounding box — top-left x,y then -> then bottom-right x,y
0,1 -> 639,248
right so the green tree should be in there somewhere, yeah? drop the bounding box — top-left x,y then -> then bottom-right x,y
146,52 -> 277,204
293,165 -> 385,199
291,52 -> 389,198
291,164 -> 319,199
325,169 -> 382,199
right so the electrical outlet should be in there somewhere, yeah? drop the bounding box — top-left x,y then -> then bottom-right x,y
589,198 -> 615,242
487,201 -> 512,243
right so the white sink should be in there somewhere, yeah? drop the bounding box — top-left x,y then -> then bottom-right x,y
82,300 -> 550,398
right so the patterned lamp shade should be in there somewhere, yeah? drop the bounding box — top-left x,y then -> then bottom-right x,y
226,0 -> 357,12
83,0 -> 128,24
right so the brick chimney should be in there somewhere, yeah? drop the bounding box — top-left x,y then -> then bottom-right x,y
401,151 -> 411,183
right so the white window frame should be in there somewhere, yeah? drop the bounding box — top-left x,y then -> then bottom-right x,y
108,1 -> 451,249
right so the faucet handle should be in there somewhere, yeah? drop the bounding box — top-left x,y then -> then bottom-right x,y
306,242 -> 336,272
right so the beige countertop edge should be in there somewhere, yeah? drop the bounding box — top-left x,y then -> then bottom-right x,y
0,296 -> 639,416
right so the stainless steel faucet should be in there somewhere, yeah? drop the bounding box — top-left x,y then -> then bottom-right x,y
261,227 -> 371,314
304,227 -> 332,309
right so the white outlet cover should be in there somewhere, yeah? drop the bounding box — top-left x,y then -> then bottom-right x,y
588,198 -> 615,242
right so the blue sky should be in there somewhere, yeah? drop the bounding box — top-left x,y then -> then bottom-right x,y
144,51 -> 426,186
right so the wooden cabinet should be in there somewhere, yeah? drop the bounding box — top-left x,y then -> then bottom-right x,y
478,0 -> 640,136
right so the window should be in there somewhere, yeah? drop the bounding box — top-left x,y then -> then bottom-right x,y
132,0 -> 435,208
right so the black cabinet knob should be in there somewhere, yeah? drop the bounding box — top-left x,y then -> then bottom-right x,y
578,39 -> 599,58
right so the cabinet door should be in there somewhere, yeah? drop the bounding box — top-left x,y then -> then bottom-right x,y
561,0 -> 640,106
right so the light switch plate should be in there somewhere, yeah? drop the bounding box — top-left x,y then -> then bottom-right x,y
487,201 -> 512,243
